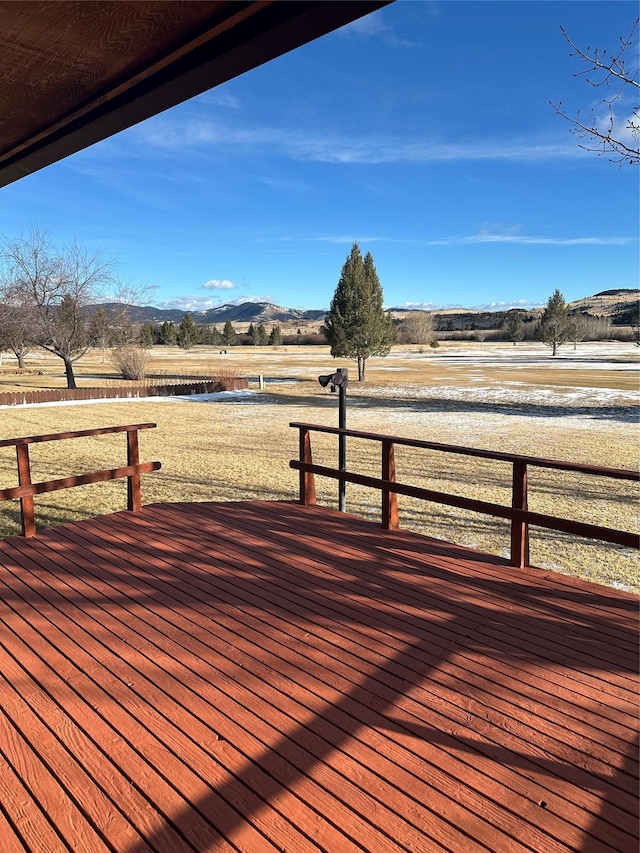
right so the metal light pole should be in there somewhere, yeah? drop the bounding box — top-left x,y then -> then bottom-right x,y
318,367 -> 348,512
336,368 -> 347,512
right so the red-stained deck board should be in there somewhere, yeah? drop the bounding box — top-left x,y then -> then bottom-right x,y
0,499 -> 637,853
0,551 -> 303,853
3,531 -> 468,852
20,528 -> 545,853
89,501 -> 639,844
72,510 -> 636,816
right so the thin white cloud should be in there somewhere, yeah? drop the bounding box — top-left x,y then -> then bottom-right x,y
341,11 -> 390,39
140,121 -> 278,150
473,300 -> 544,310
296,137 -> 580,165
397,301 -> 441,310
136,118 -> 584,165
312,235 -> 386,245
197,89 -> 241,110
396,299 -> 543,311
201,279 -> 237,290
292,231 -> 634,248
157,297 -> 222,311
427,233 -> 635,246
258,175 -> 310,193
225,294 -> 276,305
554,87 -> 640,152
156,294 -> 275,311
340,9 -> 420,48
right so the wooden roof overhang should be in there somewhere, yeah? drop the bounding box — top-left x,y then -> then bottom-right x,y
0,0 -> 391,188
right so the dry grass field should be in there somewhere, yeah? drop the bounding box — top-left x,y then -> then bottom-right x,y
1,340 -> 638,592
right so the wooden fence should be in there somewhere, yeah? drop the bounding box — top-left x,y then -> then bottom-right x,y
0,379 -> 248,407
290,422 -> 640,568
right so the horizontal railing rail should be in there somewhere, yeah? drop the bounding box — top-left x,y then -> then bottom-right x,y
0,423 -> 160,537
289,422 -> 639,568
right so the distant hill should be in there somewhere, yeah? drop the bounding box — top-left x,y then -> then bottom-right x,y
94,301 -> 326,326
395,289 -> 639,330
566,289 -> 639,325
92,289 -> 638,330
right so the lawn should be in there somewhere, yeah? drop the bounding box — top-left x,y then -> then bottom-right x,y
1,340 -> 638,591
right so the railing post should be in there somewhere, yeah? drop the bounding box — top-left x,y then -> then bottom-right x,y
337,374 -> 347,513
300,426 -> 316,506
16,444 -> 36,537
511,462 -> 529,567
127,429 -> 141,511
382,439 -> 399,530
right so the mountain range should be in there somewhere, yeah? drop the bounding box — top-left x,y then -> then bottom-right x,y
96,289 -> 639,328
98,301 -> 326,325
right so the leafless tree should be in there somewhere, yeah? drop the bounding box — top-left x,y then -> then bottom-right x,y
569,313 -> 589,350
403,311 -> 436,348
550,18 -> 639,165
0,296 -> 36,368
108,277 -> 157,345
0,228 -> 115,388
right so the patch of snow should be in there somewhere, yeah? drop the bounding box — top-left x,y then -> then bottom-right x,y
0,389 -> 259,409
353,382 -> 639,410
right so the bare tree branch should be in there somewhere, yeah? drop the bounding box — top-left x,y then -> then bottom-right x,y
0,227 -> 116,387
550,18 -> 639,165
403,311 -> 436,347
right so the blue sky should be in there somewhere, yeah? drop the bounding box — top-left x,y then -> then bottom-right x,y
1,1 -> 638,312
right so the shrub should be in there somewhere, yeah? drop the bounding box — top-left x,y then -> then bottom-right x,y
209,366 -> 240,390
109,345 -> 149,381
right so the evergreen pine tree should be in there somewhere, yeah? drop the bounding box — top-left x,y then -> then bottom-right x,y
222,320 -> 237,346
197,325 -> 213,345
209,326 -> 224,346
159,320 -> 176,346
505,312 -> 525,346
140,322 -> 155,348
324,242 -> 395,380
253,323 -> 267,346
176,313 -> 198,351
268,326 -> 283,346
535,290 -> 572,356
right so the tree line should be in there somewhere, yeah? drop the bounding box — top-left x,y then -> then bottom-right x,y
322,245 -> 638,377
0,228 -> 327,388
1,230 -> 636,390
134,317 -> 321,349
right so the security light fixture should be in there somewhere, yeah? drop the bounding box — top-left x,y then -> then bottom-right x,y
318,372 -> 348,391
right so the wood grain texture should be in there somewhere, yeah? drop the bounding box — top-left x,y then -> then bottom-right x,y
0,500 -> 637,852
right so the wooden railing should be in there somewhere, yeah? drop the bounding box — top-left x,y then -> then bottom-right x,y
0,423 -> 160,537
290,422 -> 640,568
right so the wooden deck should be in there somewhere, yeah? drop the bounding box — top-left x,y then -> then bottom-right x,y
0,500 -> 637,853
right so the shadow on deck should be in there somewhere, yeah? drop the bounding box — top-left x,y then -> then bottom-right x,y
0,500 -> 637,852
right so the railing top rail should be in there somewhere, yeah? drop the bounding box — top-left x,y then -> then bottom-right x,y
0,423 -> 157,448
289,422 -> 639,481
